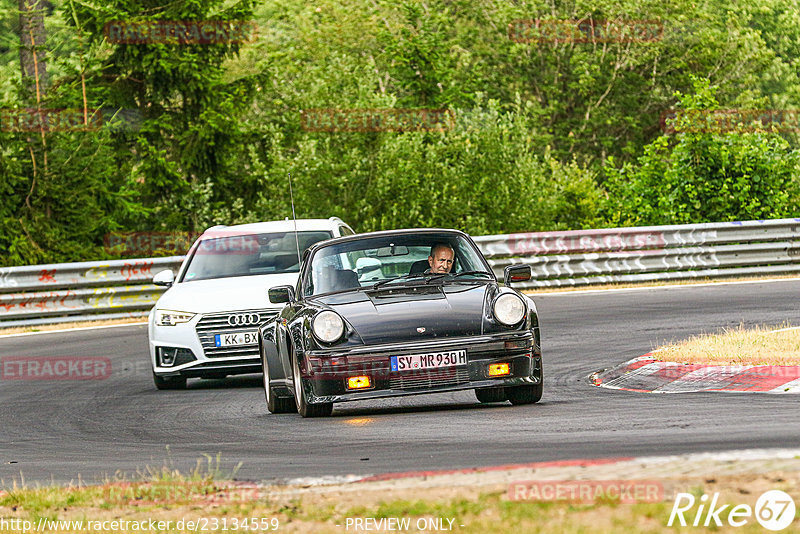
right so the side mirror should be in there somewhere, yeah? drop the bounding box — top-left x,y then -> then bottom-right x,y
504,264 -> 532,286
268,285 -> 295,304
153,269 -> 175,287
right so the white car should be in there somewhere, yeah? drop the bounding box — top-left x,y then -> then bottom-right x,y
148,218 -> 355,389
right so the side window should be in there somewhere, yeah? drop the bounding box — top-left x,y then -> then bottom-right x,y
339,225 -> 355,237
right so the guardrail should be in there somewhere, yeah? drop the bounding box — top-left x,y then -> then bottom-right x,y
476,218 -> 800,289
1,218 -> 799,327
0,257 -> 184,327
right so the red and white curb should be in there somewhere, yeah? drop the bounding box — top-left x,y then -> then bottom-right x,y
591,354 -> 800,394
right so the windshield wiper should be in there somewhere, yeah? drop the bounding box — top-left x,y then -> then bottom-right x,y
453,270 -> 493,279
372,273 -> 427,290
424,270 -> 493,284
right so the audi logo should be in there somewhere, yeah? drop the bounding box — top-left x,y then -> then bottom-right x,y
227,313 -> 261,326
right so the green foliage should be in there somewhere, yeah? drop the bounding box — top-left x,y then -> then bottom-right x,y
604,79 -> 800,225
3,0 -> 800,266
251,100 -> 602,234
64,0 -> 260,232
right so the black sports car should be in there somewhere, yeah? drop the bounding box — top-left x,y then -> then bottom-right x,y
257,228 -> 542,417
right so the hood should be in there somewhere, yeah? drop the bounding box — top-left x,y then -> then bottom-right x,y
155,274 -> 298,314
316,283 -> 492,343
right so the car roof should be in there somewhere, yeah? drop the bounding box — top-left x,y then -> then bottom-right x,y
198,217 -> 345,239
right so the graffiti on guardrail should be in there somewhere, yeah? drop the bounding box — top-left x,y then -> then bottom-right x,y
121,261 -> 154,281
0,269 -> 18,289
83,264 -> 112,282
506,231 -> 666,256
0,291 -> 78,314
86,287 -> 161,310
38,269 -> 57,283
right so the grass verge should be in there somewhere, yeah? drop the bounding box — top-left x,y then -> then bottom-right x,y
2,469 -> 798,533
652,323 -> 800,365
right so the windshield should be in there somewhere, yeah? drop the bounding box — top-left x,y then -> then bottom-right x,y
303,232 -> 492,296
181,231 -> 332,282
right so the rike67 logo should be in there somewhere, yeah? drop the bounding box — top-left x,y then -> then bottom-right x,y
668,490 -> 796,531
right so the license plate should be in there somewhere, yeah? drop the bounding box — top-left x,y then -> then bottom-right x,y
214,331 -> 258,347
391,350 -> 467,372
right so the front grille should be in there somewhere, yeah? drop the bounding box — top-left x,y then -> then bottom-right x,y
389,366 -> 470,390
195,310 -> 275,359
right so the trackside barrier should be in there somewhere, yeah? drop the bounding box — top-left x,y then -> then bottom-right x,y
475,218 -> 800,289
0,257 -> 183,327
2,219 -> 799,326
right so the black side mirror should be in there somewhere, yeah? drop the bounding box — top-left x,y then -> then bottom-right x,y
504,264 -> 532,286
268,285 -> 295,304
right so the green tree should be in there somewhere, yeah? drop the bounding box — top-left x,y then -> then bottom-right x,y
604,79 -> 800,226
66,0 -> 260,232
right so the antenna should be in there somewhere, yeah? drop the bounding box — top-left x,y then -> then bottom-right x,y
288,172 -> 302,268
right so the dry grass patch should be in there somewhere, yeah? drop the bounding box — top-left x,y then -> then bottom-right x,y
653,324 -> 800,365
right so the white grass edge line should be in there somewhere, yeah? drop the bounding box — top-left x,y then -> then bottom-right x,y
0,321 -> 148,338
533,276 -> 800,297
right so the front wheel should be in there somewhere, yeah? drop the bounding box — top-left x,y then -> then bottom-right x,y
475,387 -> 508,403
292,349 -> 332,418
262,343 -> 296,414
506,361 -> 543,405
153,372 -> 186,390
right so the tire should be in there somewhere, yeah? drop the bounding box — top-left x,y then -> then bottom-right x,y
261,343 -> 296,414
475,387 -> 508,403
506,361 -> 543,405
291,348 -> 333,418
153,372 -> 186,390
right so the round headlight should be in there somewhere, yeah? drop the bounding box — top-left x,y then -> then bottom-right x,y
312,311 -> 345,343
493,293 -> 526,326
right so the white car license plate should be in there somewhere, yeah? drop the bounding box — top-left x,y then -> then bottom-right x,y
214,331 -> 258,347
391,350 -> 467,372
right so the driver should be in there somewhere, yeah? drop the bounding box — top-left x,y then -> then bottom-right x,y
427,243 -> 454,274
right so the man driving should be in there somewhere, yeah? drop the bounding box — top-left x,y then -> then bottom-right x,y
427,243 -> 455,274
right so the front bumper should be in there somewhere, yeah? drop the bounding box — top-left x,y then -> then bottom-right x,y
297,332 -> 541,404
149,309 -> 276,378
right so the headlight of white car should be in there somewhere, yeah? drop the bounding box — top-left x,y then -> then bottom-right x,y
312,311 -> 345,343
155,309 -> 196,326
493,294 -> 526,326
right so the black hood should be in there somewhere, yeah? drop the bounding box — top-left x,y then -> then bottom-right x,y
315,283 -> 492,344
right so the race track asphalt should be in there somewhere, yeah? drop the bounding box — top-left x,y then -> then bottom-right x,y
1,279 -> 798,486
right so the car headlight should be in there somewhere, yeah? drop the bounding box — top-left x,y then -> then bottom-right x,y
493,294 -> 526,326
312,311 -> 345,343
155,309 -> 196,326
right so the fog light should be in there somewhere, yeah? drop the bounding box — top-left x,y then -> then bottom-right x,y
347,376 -> 371,390
160,347 -> 177,366
488,363 -> 510,377
157,347 -> 196,367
